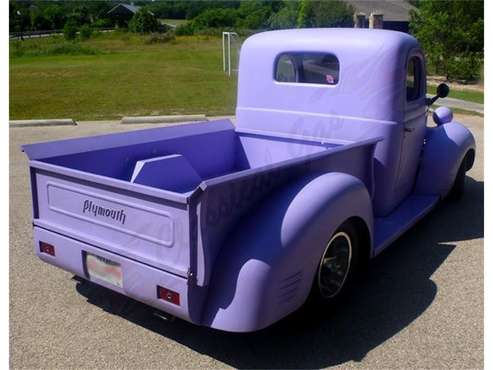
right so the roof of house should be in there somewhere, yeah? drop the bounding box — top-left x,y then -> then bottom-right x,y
107,3 -> 141,16
345,0 -> 417,22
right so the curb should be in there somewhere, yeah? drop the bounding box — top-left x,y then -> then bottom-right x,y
10,119 -> 77,128
121,114 -> 208,124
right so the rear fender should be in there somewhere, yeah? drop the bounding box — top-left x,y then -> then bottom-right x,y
415,121 -> 475,197
201,172 -> 373,332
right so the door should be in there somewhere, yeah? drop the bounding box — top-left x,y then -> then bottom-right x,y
394,52 -> 427,201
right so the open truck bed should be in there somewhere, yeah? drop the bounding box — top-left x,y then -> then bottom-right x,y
23,119 -> 379,326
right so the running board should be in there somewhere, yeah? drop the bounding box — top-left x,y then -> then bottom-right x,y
373,195 -> 439,256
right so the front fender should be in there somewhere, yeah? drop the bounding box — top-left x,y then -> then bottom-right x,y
201,172 -> 373,332
415,121 -> 475,198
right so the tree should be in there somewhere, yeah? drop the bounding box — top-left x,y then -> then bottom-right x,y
191,8 -> 237,30
235,1 -> 272,29
79,24 -> 93,40
43,4 -> 66,29
63,18 -> 78,40
311,0 -> 354,27
9,1 -> 30,34
269,1 -> 299,29
30,8 -> 51,31
146,1 -> 242,20
128,9 -> 159,34
297,0 -> 353,28
410,0 -> 483,81
70,5 -> 91,26
297,0 -> 310,28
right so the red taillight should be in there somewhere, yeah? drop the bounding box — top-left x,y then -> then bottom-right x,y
39,241 -> 55,256
157,286 -> 180,305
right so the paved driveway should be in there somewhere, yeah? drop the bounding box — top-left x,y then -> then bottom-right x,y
10,115 -> 483,369
428,95 -> 484,114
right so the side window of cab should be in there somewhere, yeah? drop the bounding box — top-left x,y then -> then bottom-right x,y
406,56 -> 424,101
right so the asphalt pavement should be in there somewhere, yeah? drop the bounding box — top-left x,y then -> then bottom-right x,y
10,115 -> 483,369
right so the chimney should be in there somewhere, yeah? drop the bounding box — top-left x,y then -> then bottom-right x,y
369,12 -> 384,29
353,12 -> 366,28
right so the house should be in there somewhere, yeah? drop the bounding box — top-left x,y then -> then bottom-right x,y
346,0 -> 417,33
106,3 -> 141,27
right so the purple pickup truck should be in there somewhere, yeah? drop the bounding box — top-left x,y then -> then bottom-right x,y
23,29 -> 475,333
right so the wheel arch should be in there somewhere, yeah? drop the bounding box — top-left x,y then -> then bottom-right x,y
200,172 -> 374,332
415,121 -> 476,198
464,148 -> 475,171
345,215 -> 372,263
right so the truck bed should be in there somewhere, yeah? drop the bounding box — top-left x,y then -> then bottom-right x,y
23,119 -> 379,324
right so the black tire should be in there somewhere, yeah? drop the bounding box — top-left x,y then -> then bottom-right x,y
307,220 -> 362,308
447,157 -> 467,201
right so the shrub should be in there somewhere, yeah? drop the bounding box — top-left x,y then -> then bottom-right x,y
63,19 -> 78,40
79,24 -> 93,40
194,27 -> 225,37
129,9 -> 159,33
447,54 -> 482,82
144,31 -> 176,44
92,18 -> 113,29
234,1 -> 272,30
191,8 -> 236,31
48,43 -> 100,56
10,40 -> 101,58
175,22 -> 194,36
31,12 -> 51,31
268,6 -> 298,30
297,0 -> 353,28
235,10 -> 269,30
44,4 -> 65,29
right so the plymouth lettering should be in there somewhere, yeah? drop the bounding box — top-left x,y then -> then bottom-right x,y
82,200 -> 127,225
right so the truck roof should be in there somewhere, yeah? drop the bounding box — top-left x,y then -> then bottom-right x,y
243,28 -> 418,52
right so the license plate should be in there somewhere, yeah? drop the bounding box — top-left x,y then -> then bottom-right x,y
86,253 -> 123,288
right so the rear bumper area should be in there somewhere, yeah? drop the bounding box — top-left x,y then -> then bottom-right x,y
33,226 -> 193,323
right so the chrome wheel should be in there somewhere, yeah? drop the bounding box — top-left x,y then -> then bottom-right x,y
317,231 -> 352,299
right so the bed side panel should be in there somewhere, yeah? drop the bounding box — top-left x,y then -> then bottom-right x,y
196,142 -> 376,287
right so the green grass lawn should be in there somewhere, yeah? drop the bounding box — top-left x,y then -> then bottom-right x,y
161,18 -> 188,26
11,33 -> 483,121
427,85 -> 483,104
10,33 -> 237,120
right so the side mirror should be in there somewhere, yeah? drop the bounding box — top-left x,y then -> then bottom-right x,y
427,83 -> 450,106
436,83 -> 449,98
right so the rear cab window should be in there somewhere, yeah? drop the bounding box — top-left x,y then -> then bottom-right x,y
275,52 -> 340,85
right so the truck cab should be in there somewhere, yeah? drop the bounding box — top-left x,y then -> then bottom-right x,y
237,28 -> 432,216
23,29 -> 475,333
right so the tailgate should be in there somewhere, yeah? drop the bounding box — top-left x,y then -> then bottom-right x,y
31,163 -> 192,278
